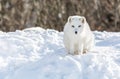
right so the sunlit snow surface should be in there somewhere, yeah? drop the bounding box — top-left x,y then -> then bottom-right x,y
0,27 -> 120,79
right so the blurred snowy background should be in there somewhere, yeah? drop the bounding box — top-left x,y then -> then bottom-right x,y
0,0 -> 120,32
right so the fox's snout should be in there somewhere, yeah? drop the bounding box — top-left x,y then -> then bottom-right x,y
75,31 -> 77,34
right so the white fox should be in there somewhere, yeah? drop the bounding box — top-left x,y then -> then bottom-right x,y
63,15 -> 94,55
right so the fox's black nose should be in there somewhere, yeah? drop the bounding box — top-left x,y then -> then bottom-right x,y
75,31 -> 77,34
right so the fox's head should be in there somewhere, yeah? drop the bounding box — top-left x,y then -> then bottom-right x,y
67,16 -> 86,34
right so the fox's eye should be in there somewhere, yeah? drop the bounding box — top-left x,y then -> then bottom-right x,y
78,25 -> 81,27
72,25 -> 75,28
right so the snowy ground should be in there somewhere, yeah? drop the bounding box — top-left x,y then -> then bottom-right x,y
0,27 -> 120,79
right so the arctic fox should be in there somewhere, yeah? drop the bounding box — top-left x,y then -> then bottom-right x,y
63,15 -> 94,55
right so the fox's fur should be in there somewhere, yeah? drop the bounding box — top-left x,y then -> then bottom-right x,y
63,16 -> 94,55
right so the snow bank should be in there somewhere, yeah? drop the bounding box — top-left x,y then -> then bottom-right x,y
0,27 -> 120,79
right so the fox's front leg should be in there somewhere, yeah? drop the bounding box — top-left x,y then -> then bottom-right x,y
69,43 -> 74,55
78,44 -> 83,55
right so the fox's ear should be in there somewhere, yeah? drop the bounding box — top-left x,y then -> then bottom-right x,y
81,17 -> 86,23
67,16 -> 72,23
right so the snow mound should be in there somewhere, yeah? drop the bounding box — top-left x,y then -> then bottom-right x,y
0,27 -> 120,79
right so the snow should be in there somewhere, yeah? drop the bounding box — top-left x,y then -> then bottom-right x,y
0,27 -> 120,79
